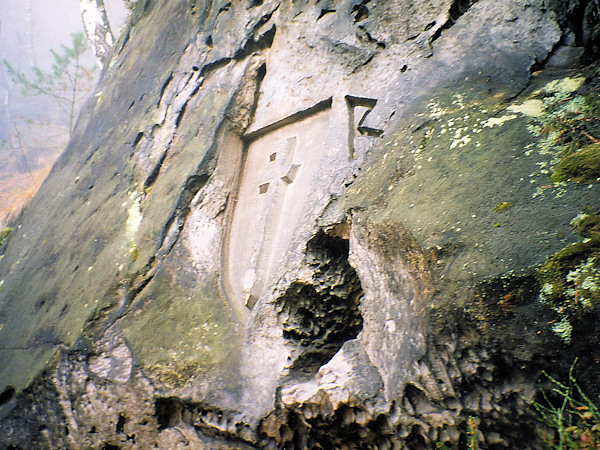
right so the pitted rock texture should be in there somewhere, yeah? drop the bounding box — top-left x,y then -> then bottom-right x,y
1,0 -> 600,448
277,230 -> 364,375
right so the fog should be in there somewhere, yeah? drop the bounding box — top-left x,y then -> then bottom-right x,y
0,0 -> 128,224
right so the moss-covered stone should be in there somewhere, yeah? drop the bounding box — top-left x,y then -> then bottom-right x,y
576,211 -> 600,237
345,67 -> 600,291
551,143 -> 600,183
120,275 -> 241,389
537,211 -> 600,343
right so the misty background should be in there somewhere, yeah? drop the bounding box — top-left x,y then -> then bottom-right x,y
0,0 -> 128,225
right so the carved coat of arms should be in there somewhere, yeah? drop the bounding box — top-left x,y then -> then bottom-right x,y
223,96 -> 381,314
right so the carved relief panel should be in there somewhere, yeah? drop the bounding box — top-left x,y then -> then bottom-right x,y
223,96 -> 382,316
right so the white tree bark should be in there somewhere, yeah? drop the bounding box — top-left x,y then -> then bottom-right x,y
80,0 -> 115,68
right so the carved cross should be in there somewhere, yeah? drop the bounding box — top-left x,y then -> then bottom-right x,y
243,136 -> 301,309
258,136 -> 300,196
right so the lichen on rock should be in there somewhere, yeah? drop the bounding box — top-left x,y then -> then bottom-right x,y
1,0 -> 600,448
537,209 -> 600,343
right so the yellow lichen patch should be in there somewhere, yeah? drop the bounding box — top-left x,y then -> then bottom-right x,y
543,76 -> 586,95
482,114 -> 517,128
508,99 -> 545,117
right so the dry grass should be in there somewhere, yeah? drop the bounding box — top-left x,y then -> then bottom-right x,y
0,165 -> 52,227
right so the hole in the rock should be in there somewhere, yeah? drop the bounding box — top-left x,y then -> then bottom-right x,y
277,229 -> 363,374
0,386 -> 15,406
90,426 -> 97,433
284,403 -> 391,448
155,397 -> 184,429
352,4 -> 369,22
448,0 -> 478,23
318,8 -> 336,20
205,34 -> 213,47
404,383 -> 428,404
102,445 -> 120,450
424,20 -> 436,31
116,414 -> 126,434
458,0 -> 471,12
132,131 -> 144,148
457,429 -> 468,449
406,425 -> 427,449
259,182 -> 270,194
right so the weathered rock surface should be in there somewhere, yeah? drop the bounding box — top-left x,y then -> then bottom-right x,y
1,0 -> 599,448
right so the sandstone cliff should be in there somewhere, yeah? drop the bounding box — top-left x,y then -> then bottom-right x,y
1,0 -> 599,448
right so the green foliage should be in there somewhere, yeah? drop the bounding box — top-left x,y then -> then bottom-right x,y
530,360 -> 600,449
538,211 -> 600,343
467,416 -> 480,450
434,416 -> 480,449
4,33 -> 89,97
3,32 -> 96,135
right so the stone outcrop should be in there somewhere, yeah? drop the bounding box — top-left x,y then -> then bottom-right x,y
1,0 -> 599,448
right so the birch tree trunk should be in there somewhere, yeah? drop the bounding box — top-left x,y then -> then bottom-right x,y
80,0 -> 114,68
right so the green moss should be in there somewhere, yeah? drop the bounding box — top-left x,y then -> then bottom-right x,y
551,144 -> 600,183
574,213 -> 600,238
120,276 -> 240,387
493,201 -> 514,213
584,93 -> 600,116
538,237 -> 600,299
512,73 -> 600,189
538,212 -> 600,343
0,227 -> 13,247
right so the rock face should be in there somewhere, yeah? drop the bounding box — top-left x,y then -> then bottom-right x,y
1,0 -> 600,448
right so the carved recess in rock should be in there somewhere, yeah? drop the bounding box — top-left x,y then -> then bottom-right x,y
276,230 -> 364,374
223,95 -> 382,313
